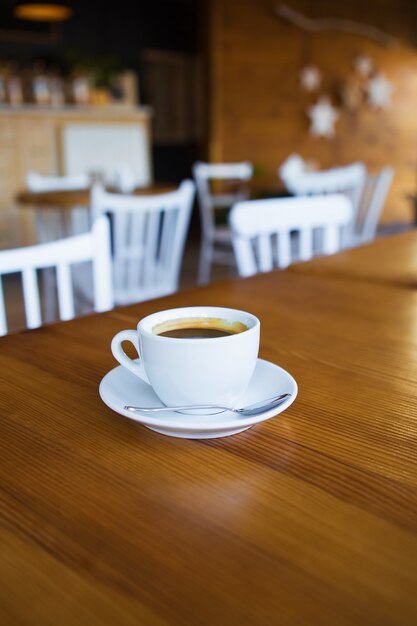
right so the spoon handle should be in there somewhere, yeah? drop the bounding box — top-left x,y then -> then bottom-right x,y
124,404 -> 229,413
124,392 -> 292,415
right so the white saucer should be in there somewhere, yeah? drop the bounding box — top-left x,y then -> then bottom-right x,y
99,358 -> 298,439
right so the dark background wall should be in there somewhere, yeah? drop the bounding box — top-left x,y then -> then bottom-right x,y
0,0 -> 198,62
0,0 -> 201,183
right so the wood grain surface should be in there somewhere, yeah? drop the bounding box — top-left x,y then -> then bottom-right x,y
1,270 -> 417,625
16,183 -> 176,210
290,230 -> 417,288
208,0 -> 417,224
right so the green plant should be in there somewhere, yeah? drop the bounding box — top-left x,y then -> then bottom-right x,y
64,51 -> 121,89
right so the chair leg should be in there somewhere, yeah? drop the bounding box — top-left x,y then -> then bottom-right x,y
35,209 -> 50,243
198,240 -> 213,285
70,206 -> 90,235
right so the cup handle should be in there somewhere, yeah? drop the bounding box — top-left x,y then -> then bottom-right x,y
111,330 -> 150,384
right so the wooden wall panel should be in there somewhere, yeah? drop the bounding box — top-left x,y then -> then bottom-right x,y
209,0 -> 417,223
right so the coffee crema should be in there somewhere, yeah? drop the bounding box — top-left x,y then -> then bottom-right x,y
152,317 -> 248,339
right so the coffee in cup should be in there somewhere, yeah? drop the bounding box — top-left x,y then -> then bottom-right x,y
152,317 -> 248,339
111,306 -> 260,409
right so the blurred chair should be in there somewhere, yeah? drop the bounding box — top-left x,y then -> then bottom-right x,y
0,216 -> 113,335
26,171 -> 89,192
26,171 -> 91,242
193,161 -> 253,284
279,154 -> 308,188
279,159 -> 366,199
278,158 -> 366,245
91,180 -> 195,305
229,195 -> 353,277
353,166 -> 394,245
26,171 -> 92,321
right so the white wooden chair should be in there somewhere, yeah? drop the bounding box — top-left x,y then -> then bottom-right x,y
279,159 -> 366,198
26,171 -> 90,193
353,167 -> 394,245
193,161 -> 253,284
279,154 -> 308,188
26,171 -> 93,321
278,159 -> 366,245
91,180 -> 195,305
0,215 -> 113,335
229,195 -> 353,277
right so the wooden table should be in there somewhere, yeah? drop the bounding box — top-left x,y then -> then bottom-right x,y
15,183 -> 178,253
16,183 -> 176,210
1,271 -> 417,625
290,230 -> 417,288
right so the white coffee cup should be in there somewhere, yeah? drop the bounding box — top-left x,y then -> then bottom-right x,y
111,306 -> 260,408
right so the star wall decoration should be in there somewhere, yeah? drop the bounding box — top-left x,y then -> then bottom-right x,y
366,73 -> 393,108
299,66 -> 321,92
307,97 -> 339,138
354,55 -> 374,77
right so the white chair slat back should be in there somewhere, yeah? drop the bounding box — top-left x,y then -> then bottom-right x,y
323,225 -> 340,255
193,161 -> 252,214
56,263 -> 75,320
279,158 -> 366,246
0,279 -> 6,336
193,161 -> 253,284
276,231 -> 291,268
22,267 -> 41,329
230,194 -> 353,277
356,167 -> 394,244
0,216 -> 113,335
299,227 -> 314,261
257,235 -> 274,273
281,161 -> 366,196
91,181 -> 195,304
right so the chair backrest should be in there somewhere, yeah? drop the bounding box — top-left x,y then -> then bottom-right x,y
355,167 -> 394,244
26,171 -> 90,192
193,161 -> 253,238
279,161 -> 366,246
91,180 -> 195,304
229,194 -> 353,277
0,216 -> 113,335
281,161 -> 366,194
279,154 -> 307,187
